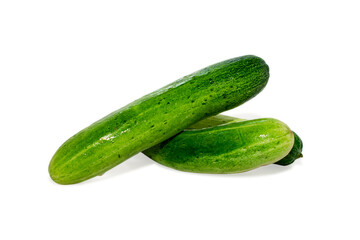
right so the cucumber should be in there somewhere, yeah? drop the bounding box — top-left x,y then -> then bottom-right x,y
187,115 -> 303,166
143,117 -> 294,174
49,55 -> 270,184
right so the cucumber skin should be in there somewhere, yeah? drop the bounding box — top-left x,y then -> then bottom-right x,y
143,118 -> 294,174
187,115 -> 303,165
274,131 -> 303,166
49,55 -> 269,184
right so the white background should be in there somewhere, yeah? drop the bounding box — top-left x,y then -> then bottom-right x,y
1,0 -> 359,239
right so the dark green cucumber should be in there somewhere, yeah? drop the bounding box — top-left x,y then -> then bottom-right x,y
274,131 -> 303,166
186,115 -> 303,165
49,55 -> 269,184
143,117 -> 294,174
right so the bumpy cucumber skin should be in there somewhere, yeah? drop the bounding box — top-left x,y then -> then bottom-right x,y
187,115 -> 303,166
143,118 -> 294,174
49,55 -> 269,184
274,132 -> 303,166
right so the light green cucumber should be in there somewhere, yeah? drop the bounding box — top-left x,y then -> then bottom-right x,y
143,117 -> 294,173
49,55 -> 269,184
